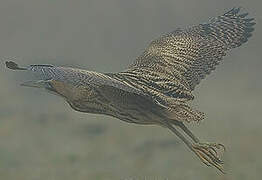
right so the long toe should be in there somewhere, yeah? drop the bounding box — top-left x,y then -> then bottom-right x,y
192,142 -> 226,173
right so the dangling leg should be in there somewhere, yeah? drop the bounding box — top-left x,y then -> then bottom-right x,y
172,121 -> 225,158
174,121 -> 200,143
164,121 -> 225,173
176,122 -> 225,161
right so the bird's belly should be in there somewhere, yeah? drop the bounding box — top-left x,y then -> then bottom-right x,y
109,104 -> 163,125
68,93 -> 164,125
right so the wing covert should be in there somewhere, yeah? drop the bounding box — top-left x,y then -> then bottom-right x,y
127,7 -> 255,92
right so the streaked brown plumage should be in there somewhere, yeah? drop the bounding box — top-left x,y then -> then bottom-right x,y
5,7 -> 255,173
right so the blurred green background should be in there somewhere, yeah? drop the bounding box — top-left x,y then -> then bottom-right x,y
0,0 -> 261,179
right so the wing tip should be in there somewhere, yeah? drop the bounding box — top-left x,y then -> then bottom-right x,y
225,7 -> 243,16
224,7 -> 255,19
222,7 -> 256,47
225,7 -> 256,23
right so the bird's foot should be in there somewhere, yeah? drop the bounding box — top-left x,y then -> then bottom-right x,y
192,142 -> 226,173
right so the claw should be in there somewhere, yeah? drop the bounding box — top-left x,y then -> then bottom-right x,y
192,142 -> 226,173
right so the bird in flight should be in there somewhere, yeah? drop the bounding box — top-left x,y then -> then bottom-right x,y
5,7 -> 255,173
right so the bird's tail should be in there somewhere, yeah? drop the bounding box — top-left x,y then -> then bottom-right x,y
165,103 -> 205,123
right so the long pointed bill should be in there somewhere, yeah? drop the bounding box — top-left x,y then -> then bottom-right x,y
20,80 -> 50,88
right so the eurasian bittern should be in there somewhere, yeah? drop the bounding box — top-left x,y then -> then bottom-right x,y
5,7 -> 255,173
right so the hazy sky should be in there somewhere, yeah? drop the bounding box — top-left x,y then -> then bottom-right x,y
0,1 -> 261,179
0,0 -> 261,72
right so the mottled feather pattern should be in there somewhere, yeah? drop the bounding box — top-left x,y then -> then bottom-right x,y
128,7 -> 255,93
203,8 -> 255,48
166,103 -> 205,123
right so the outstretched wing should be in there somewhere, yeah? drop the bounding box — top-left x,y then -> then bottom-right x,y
125,8 -> 255,97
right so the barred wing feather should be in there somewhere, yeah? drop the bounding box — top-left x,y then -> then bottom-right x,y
128,7 -> 255,93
